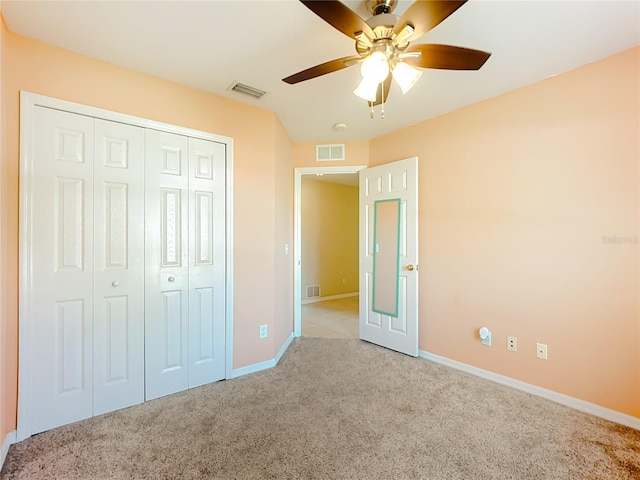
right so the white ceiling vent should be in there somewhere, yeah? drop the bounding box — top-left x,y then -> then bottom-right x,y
316,144 -> 345,162
229,82 -> 266,99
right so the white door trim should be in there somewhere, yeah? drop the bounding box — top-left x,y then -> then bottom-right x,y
293,166 -> 365,337
17,91 -> 234,441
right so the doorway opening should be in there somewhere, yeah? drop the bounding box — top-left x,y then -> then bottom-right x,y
293,166 -> 365,339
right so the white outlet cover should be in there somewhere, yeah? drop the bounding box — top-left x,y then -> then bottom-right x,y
536,342 -> 548,359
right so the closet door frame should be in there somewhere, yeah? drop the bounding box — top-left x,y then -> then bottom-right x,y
17,91 -> 235,441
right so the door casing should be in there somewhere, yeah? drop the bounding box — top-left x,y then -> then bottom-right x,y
293,166 -> 365,337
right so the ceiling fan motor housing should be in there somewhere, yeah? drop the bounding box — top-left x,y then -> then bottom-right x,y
366,0 -> 398,16
357,13 -> 399,56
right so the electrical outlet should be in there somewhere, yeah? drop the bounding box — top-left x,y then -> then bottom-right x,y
507,336 -> 517,352
259,324 -> 268,339
536,342 -> 548,360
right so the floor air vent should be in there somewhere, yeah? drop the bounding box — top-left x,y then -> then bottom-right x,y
306,285 -> 320,299
229,82 -> 266,99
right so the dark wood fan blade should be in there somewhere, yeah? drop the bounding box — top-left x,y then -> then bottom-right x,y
404,44 -> 491,70
301,0 -> 374,40
394,0 -> 467,41
369,75 -> 393,107
282,55 -> 360,84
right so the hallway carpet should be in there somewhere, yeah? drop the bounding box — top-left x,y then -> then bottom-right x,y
2,338 -> 639,479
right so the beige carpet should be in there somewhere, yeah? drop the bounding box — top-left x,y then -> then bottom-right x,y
2,338 -> 639,479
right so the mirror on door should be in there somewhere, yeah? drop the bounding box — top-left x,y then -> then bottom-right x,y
372,198 -> 401,317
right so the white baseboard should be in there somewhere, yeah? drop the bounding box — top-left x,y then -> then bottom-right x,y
229,358 -> 275,379
1,430 -> 16,471
419,350 -> 640,431
302,292 -> 358,305
230,332 -> 295,379
275,333 -> 295,365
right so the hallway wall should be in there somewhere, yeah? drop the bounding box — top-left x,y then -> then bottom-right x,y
301,178 -> 359,300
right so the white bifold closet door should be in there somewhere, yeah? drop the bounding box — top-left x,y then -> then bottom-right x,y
28,106 -> 226,435
30,107 -> 145,434
144,130 -> 226,401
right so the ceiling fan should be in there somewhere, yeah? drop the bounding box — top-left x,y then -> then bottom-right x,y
282,0 -> 491,112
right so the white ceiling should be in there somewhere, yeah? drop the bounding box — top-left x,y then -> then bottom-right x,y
2,1 -> 639,143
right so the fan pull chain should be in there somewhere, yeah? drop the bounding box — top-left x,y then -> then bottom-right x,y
368,82 -> 386,119
381,80 -> 385,119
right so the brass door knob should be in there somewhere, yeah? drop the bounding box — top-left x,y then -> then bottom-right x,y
406,264 -> 415,271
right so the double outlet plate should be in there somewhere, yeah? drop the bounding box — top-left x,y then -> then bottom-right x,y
506,336 -> 547,359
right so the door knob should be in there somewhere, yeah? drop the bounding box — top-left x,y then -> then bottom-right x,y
405,264 -> 415,271
168,276 -> 175,282
111,281 -> 119,287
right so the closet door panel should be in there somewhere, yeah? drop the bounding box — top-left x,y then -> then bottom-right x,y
30,107 -> 95,434
145,129 -> 190,400
188,138 -> 226,387
93,119 -> 146,415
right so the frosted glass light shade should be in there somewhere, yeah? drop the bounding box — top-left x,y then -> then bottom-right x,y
354,77 -> 379,102
392,62 -> 422,94
360,51 -> 390,83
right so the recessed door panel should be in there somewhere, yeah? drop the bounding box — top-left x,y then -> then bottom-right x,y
55,299 -> 86,393
103,182 -> 128,268
195,191 -> 213,265
193,287 -> 214,363
54,177 -> 85,271
103,295 -> 129,382
364,272 -> 382,328
161,188 -> 183,267
163,290 -> 184,371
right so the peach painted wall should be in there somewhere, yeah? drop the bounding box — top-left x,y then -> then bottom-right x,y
292,140 -> 369,168
0,27 -> 295,438
301,178 -> 359,298
370,47 -> 640,418
274,119 -> 294,350
0,10 -> 6,446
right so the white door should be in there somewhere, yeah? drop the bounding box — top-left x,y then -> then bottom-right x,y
93,119 -> 146,415
30,107 -> 95,434
359,157 -> 419,356
144,132 -> 227,399
145,129 -> 190,400
187,138 -> 226,387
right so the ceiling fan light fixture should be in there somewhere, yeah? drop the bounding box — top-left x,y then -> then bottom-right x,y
360,51 -> 390,83
391,61 -> 422,94
354,77 -> 380,102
